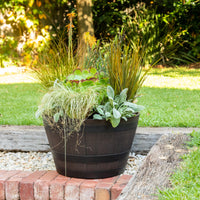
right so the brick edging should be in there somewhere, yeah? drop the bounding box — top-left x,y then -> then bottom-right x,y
0,170 -> 132,200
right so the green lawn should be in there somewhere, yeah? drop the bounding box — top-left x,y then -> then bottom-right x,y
138,87 -> 200,127
0,67 -> 200,126
0,83 -> 44,125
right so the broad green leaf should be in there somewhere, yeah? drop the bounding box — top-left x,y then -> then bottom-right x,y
122,116 -> 127,121
108,97 -> 114,106
96,106 -> 104,115
67,74 -> 75,80
123,102 -> 135,107
110,116 -> 120,128
119,88 -> 128,103
124,107 -> 135,113
105,112 -> 111,119
81,80 -> 94,87
113,108 -> 121,119
113,101 -> 118,106
107,86 -> 114,99
134,105 -> 145,111
123,102 -> 144,111
82,70 -> 89,75
73,75 -> 82,81
105,102 -> 112,112
82,70 -> 89,79
93,114 -> 103,120
114,95 -> 120,104
74,69 -> 82,76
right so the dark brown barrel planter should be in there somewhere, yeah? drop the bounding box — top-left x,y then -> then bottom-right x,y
43,113 -> 139,179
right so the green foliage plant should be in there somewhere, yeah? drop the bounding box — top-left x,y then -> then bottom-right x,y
33,13 -> 77,88
36,67 -> 107,137
106,37 -> 151,101
123,2 -> 195,66
33,37 -> 77,88
123,2 -> 161,65
66,67 -> 98,84
94,86 -> 144,128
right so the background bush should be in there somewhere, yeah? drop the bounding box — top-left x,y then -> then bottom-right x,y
0,0 -> 199,67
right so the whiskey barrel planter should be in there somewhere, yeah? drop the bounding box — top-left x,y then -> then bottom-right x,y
43,113 -> 139,179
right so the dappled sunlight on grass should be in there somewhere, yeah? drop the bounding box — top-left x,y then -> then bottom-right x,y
0,72 -> 38,84
144,75 -> 200,89
149,67 -> 200,77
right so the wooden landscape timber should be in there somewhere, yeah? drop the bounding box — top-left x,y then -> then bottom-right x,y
117,133 -> 190,200
0,125 -> 198,153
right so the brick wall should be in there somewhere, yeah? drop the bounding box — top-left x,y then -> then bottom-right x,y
0,170 -> 132,200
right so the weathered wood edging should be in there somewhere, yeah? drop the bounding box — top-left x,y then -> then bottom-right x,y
117,133 -> 190,200
0,125 -> 198,153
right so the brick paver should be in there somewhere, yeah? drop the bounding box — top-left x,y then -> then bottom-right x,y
0,170 -> 131,200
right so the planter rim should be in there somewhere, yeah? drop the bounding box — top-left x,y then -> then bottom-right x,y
83,112 -> 140,124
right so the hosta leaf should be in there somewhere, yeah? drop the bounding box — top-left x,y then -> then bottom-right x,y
113,108 -> 121,119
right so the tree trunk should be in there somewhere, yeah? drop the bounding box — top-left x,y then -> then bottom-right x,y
76,0 -> 94,65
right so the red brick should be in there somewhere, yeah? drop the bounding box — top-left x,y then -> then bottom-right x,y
50,175 -> 70,200
34,171 -> 58,200
116,175 -> 132,183
20,171 -> 47,200
5,171 -> 32,200
0,170 -> 20,200
80,180 -> 98,200
95,176 -> 119,200
111,175 -> 132,200
65,178 -> 84,200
